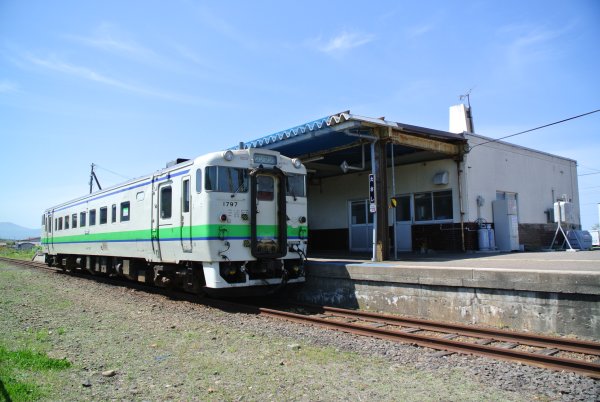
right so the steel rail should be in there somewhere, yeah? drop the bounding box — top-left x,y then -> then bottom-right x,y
315,306 -> 600,356
257,307 -> 600,379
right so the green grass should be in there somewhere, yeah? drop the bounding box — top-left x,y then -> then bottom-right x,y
0,247 -> 40,261
0,345 -> 70,401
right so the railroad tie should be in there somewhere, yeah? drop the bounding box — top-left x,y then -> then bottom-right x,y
536,348 -> 560,356
441,334 -> 459,340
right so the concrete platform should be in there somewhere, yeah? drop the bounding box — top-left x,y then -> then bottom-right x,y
307,251 -> 600,295
295,251 -> 600,339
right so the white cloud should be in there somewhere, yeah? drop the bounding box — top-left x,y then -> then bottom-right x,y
0,80 -> 18,93
406,23 -> 434,38
66,22 -> 157,61
193,6 -> 257,50
314,31 -> 374,54
23,53 -> 227,106
499,23 -> 572,69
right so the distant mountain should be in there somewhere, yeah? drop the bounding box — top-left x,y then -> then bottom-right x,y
0,222 -> 40,240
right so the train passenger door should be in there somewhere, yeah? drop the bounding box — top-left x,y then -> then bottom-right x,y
46,211 -> 53,253
180,176 -> 192,253
157,182 -> 174,260
250,169 -> 287,258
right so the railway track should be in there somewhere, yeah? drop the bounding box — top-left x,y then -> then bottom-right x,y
2,256 -> 599,379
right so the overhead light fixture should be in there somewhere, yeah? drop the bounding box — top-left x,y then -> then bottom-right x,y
340,160 -> 363,173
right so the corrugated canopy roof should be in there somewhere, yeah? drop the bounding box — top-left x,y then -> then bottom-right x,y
232,111 -> 467,177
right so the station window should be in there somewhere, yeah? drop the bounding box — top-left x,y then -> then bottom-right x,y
433,191 -> 453,220
286,174 -> 306,198
99,207 -> 107,224
160,186 -> 172,219
64,215 -> 69,229
120,201 -> 130,222
414,190 -> 453,222
205,166 -> 248,193
72,213 -> 77,228
182,179 -> 190,213
89,209 -> 96,226
111,204 -> 117,223
58,217 -> 63,230
80,211 -> 86,227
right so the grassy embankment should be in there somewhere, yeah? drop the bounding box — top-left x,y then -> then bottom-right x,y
0,247 -> 40,261
0,247 -> 70,401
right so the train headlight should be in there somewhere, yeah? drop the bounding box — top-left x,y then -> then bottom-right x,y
298,216 -> 307,224
292,158 -> 302,169
222,150 -> 234,161
219,214 -> 228,222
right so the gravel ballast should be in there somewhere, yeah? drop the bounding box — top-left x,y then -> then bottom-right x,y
1,262 -> 598,401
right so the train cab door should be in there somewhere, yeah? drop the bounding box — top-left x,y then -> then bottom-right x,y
250,168 -> 287,258
180,176 -> 192,253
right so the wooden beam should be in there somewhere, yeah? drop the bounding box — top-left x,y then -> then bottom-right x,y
390,131 -> 460,155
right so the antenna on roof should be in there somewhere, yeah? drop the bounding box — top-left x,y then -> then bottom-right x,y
89,163 -> 102,194
459,87 -> 476,133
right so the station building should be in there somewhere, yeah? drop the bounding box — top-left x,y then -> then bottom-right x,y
235,106 -> 580,260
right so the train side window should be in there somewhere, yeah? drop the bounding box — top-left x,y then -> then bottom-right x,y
42,215 -> 45,229
183,179 -> 190,213
111,204 -> 117,223
58,217 -> 63,230
195,169 -> 202,193
55,218 -> 58,231
100,207 -> 108,224
120,201 -> 130,222
80,212 -> 86,227
205,166 -> 217,191
64,215 -> 69,229
89,209 -> 96,226
72,213 -> 77,228
160,186 -> 172,219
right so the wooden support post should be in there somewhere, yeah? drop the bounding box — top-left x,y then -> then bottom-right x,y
374,134 -> 389,261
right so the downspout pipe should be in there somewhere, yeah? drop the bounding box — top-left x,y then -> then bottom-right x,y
456,159 -> 466,252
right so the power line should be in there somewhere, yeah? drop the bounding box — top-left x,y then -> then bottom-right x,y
578,171 -> 600,177
470,108 -> 600,149
93,164 -> 131,180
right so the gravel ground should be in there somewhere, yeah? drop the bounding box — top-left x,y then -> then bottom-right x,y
0,262 -> 598,401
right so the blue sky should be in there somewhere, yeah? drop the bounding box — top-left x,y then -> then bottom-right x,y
1,0 -> 599,230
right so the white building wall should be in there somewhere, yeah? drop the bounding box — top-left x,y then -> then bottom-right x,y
308,158 -> 459,230
308,136 -> 579,232
463,134 -> 580,225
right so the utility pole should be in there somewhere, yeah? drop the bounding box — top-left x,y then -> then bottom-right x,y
89,163 -> 102,194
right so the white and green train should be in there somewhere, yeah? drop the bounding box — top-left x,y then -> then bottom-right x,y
41,148 -> 308,295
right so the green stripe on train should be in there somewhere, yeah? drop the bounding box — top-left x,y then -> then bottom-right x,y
41,224 -> 307,244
